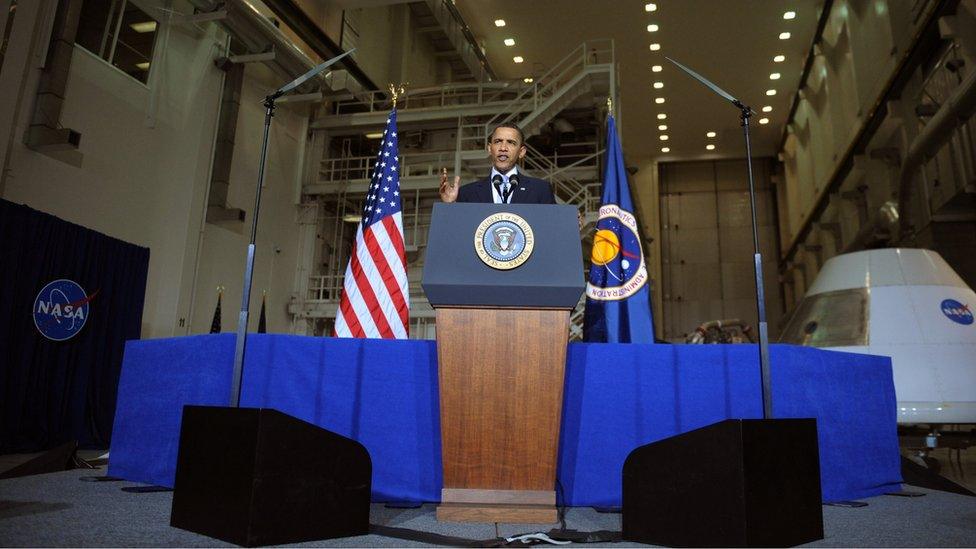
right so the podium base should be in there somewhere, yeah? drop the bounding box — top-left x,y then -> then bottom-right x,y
437,488 -> 557,523
436,503 -> 557,523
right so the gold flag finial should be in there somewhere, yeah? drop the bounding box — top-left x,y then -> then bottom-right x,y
389,83 -> 407,108
607,96 -> 613,114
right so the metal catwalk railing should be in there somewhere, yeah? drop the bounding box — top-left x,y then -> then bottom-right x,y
332,81 -> 527,115
329,39 -> 613,123
485,39 -> 614,133
314,145 -> 602,191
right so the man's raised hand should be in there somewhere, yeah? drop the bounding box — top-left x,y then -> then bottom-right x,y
439,167 -> 460,203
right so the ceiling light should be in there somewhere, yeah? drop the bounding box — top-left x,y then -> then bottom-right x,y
660,135 -> 669,141
762,105 -> 773,112
513,56 -> 524,63
706,144 -> 716,150
661,147 -> 670,153
779,32 -> 791,40
706,131 -> 716,138
504,38 -> 515,46
649,43 -> 661,51
769,72 -> 781,80
774,55 -> 786,62
135,61 -> 150,71
652,65 -> 662,72
655,97 -> 665,104
658,124 -> 668,131
657,113 -> 667,120
766,89 -> 777,96
784,11 -> 796,19
759,118 -> 770,124
653,81 -> 664,89
365,132 -> 384,139
645,3 -> 657,11
647,24 -> 659,32
523,77 -> 534,83
130,21 -> 157,33
494,19 -> 506,27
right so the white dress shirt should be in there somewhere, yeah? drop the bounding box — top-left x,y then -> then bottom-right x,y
490,166 -> 519,204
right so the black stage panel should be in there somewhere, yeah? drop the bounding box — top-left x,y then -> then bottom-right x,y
170,406 -> 371,546
623,418 -> 824,547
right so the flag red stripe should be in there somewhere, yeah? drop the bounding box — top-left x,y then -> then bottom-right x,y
336,283 -> 365,337
349,236 -> 395,338
382,215 -> 407,266
364,221 -> 409,330
383,216 -> 410,333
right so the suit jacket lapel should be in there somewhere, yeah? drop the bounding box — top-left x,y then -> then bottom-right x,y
477,179 -> 493,203
509,177 -> 530,204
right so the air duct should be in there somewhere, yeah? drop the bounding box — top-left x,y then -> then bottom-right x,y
24,0 -> 83,158
186,0 -> 369,96
896,65 -> 976,240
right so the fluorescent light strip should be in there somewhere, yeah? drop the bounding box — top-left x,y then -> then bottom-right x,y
130,21 -> 157,33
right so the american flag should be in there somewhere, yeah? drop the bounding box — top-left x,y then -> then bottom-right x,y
335,109 -> 410,338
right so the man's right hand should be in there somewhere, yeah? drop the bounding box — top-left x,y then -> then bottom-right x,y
439,168 -> 460,203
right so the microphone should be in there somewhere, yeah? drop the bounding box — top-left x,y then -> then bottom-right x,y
491,173 -> 512,204
508,174 -> 520,190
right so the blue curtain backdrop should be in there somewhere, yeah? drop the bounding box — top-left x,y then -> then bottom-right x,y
0,200 -> 150,452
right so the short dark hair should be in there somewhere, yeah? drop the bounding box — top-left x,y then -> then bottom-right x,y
488,123 -> 525,145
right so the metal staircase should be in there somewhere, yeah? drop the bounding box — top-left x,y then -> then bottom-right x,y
485,41 -> 614,138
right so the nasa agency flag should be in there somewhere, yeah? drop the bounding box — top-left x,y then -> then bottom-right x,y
583,113 -> 655,343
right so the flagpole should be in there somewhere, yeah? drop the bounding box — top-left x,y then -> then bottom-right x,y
333,84 -> 410,339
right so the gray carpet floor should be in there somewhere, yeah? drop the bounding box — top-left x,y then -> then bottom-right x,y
1,468 -> 975,547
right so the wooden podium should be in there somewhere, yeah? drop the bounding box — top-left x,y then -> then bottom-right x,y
422,203 -> 584,523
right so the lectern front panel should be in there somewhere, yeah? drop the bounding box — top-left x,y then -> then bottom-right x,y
437,307 -> 568,488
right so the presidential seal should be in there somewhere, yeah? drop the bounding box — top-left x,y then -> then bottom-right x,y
474,212 -> 534,270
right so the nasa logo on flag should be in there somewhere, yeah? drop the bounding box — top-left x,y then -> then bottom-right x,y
33,279 -> 95,341
940,299 -> 973,325
474,212 -> 534,270
586,203 -> 648,301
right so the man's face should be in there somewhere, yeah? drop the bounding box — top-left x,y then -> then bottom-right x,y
487,127 -> 526,173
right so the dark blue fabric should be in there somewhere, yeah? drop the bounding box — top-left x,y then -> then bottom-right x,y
0,200 -> 149,452
109,334 -> 442,500
558,343 -> 902,504
109,335 -> 901,504
583,115 -> 655,342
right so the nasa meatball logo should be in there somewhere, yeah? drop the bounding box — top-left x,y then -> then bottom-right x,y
33,279 -> 96,341
586,204 -> 647,301
940,299 -> 973,326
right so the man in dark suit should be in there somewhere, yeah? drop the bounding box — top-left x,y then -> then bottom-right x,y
439,123 -> 556,204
